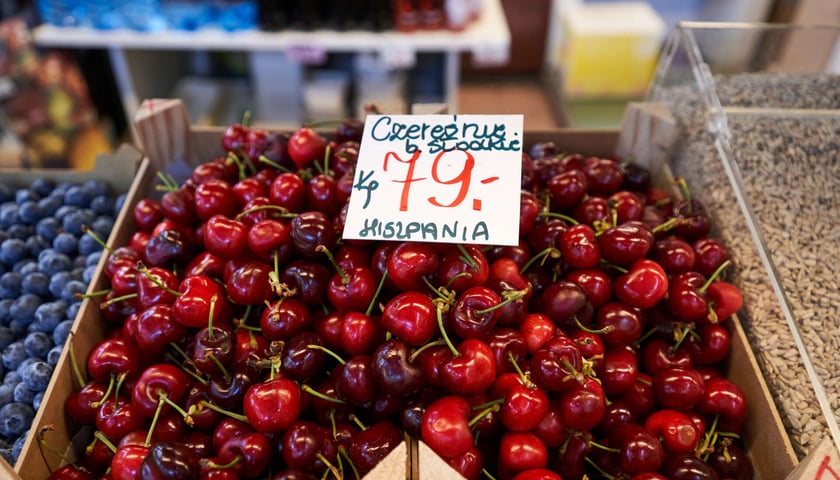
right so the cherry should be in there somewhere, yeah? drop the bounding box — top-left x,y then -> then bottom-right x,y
144,228 -> 193,268
194,178 -> 238,221
660,453 -> 720,480
244,377 -> 302,434
437,244 -> 490,292
386,242 -> 440,291
685,323 -> 731,366
598,221 -> 654,267
652,235 -> 696,274
707,439 -> 753,480
571,196 -> 610,227
131,363 -> 191,418
139,441 -> 201,480
381,291 -> 437,347
643,409 -> 701,454
610,190 -> 645,224
440,338 -> 497,396
559,223 -> 601,269
536,279 -> 592,331
290,211 -> 338,259
692,237 -> 731,279
595,301 -> 645,348
613,423 -> 665,475
420,395 -> 473,460
595,346 -> 639,396
216,432 -> 272,478
485,327 -> 528,375
707,281 -> 743,323
280,259 -> 331,306
209,369 -> 259,410
281,420 -> 338,474
558,376 -> 605,431
111,444 -> 150,480
614,259 -> 669,310
269,172 -> 307,213
448,446 -> 483,480
96,396 -> 148,442
348,420 -> 404,475
306,173 -> 342,218
547,170 -> 588,210
698,377 -> 747,432
87,337 -> 142,384
340,311 -> 385,356
371,338 -> 424,397
493,371 -> 549,433
227,260 -> 274,306
642,338 -> 693,374
519,190 -> 541,235
203,215 -> 248,260
287,126 -> 327,170
652,366 -> 706,411
497,431 -> 548,475
66,381 -> 109,425
133,198 -> 165,233
583,156 -> 624,195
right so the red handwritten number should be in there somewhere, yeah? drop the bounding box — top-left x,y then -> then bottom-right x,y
383,150 -> 425,211
428,150 -> 475,209
816,455 -> 840,479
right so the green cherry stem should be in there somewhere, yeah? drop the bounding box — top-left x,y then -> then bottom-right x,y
473,287 -> 529,316
537,211 -> 580,225
198,400 -> 248,423
436,304 -> 459,357
519,246 -> 561,274
301,384 -> 347,405
307,344 -> 346,365
700,260 -> 732,293
365,269 -> 388,317
316,244 -> 349,284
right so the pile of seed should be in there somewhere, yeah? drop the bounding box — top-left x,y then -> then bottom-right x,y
657,72 -> 840,459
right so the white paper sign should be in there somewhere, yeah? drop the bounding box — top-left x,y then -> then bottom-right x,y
785,437 -> 840,480
342,114 -> 523,246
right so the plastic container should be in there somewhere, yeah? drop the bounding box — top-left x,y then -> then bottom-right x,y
647,21 -> 840,458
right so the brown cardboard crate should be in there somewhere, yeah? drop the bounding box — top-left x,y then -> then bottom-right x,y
0,148 -> 143,478
15,99 -> 797,479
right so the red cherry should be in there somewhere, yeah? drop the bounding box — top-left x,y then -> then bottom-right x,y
288,127 -> 327,170
243,378 -> 302,434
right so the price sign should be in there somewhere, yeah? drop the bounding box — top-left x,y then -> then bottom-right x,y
786,437 -> 840,480
342,114 -> 523,246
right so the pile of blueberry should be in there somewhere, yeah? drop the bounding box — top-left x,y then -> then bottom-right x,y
0,177 -> 125,465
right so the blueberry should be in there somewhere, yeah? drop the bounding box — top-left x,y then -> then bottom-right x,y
23,332 -> 53,359
90,195 -> 114,216
1,342 -> 25,370
37,249 -> 72,276
62,208 -> 95,236
83,179 -> 109,198
83,265 -> 98,283
0,327 -> 13,350
0,384 -> 12,406
37,195 -> 62,214
21,272 -> 50,297
12,382 -> 36,404
90,216 -> 114,239
3,371 -> 20,386
60,280 -> 87,303
115,193 -> 128,214
35,217 -> 61,242
33,300 -> 67,332
7,224 -> 33,241
25,235 -> 50,258
11,432 -> 26,459
0,184 -> 12,203
10,294 -> 40,323
0,402 -> 34,437
20,360 -> 52,391
0,203 -> 19,229
63,185 -> 91,208
85,251 -> 102,267
32,391 -> 43,411
30,178 -> 55,197
65,302 -> 81,321
53,232 -> 79,255
46,345 -> 62,367
77,234 -> 102,256
0,272 -> 22,299
13,259 -> 37,276
52,319 -> 73,347
0,238 -> 26,266
0,448 -> 13,466
0,299 -> 12,325
15,189 -> 39,205
18,200 -> 42,224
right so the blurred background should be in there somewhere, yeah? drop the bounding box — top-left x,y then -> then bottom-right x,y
0,0 -> 835,168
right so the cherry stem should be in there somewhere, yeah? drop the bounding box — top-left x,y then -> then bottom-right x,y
456,244 -> 479,271
307,344 -> 346,365
471,398 -> 504,412
338,447 -> 361,480
701,259 -> 732,293
258,154 -> 292,173
473,287 -> 529,316
436,305 -> 459,357
136,261 -> 181,297
481,468 -> 499,480
520,246 -> 561,274
675,176 -> 692,210
321,144 -> 332,174
67,333 -> 86,389
93,430 -> 118,454
697,414 -> 720,459
114,373 -> 126,405
537,211 -> 579,225
317,452 -> 342,480
91,373 -> 116,409
81,225 -> 116,256
205,455 -> 243,470
208,353 -> 229,379
365,269 -> 388,317
506,352 -> 533,388
302,384 -> 347,405
145,392 -> 168,447
444,271 -> 473,291
100,292 -> 138,308
37,425 -> 79,472
651,217 -> 680,234
584,455 -> 616,480
574,316 -> 614,335
672,325 -> 692,353
468,403 -> 500,429
156,171 -> 180,192
408,338 -> 446,363
348,413 -> 367,431
75,288 -> 111,299
316,244 -> 349,284
235,204 -> 296,221
589,439 -> 620,454
164,352 -> 208,385
199,400 -> 248,423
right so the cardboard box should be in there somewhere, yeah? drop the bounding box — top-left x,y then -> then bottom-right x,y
13,99 -> 798,479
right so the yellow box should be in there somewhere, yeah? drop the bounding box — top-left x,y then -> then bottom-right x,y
559,2 -> 665,98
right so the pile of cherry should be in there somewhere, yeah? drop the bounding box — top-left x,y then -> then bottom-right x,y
54,118 -> 754,480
